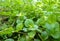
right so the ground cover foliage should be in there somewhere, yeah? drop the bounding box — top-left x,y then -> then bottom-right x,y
0,0 -> 60,41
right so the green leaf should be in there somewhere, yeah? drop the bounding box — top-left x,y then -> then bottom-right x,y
5,39 -> 14,41
47,14 -> 56,23
28,25 -> 38,31
51,23 -> 60,39
28,31 -> 36,38
44,22 -> 60,39
25,19 -> 34,28
34,39 -> 40,41
0,27 -> 14,35
36,17 -> 45,26
41,31 -> 48,40
18,36 -> 26,41
16,22 -> 23,32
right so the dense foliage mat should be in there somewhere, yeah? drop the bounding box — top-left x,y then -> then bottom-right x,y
0,0 -> 60,41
